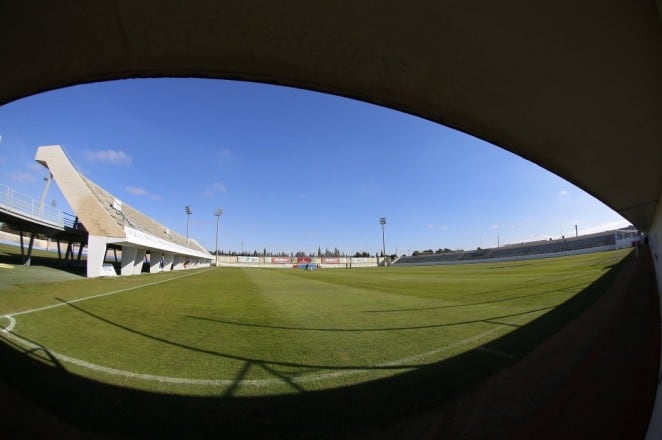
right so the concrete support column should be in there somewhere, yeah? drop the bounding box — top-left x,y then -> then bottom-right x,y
649,197 -> 662,318
163,253 -> 174,272
87,235 -> 107,278
121,246 -> 137,276
23,232 -> 36,266
645,196 -> 662,440
173,255 -> 184,271
149,251 -> 162,273
133,248 -> 146,275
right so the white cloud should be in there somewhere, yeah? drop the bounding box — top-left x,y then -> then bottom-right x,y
201,182 -> 227,198
212,182 -> 226,192
125,186 -> 161,200
560,190 -> 569,196
126,186 -> 148,196
491,224 -> 499,229
219,149 -> 231,157
11,171 -> 36,183
427,224 -> 434,229
85,149 -> 132,165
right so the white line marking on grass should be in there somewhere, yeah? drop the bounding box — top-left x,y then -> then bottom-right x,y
376,327 -> 505,367
0,322 -> 512,388
7,269 -> 212,318
0,315 -> 15,333
0,272 -> 538,389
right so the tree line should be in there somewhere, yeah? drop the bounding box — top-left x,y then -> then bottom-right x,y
411,248 -> 464,256
209,247 -> 388,258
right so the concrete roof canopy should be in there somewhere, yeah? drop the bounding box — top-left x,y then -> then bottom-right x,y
2,0 -> 662,437
34,144 -> 211,259
0,1 -> 660,230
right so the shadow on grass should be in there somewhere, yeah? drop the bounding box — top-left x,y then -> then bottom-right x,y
54,298 -> 428,371
0,253 -> 634,438
360,281 -> 591,313
0,243 -> 86,277
304,266 -> 605,306
185,306 -> 554,332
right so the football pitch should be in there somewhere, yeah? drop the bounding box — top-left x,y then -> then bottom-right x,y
0,248 -> 633,435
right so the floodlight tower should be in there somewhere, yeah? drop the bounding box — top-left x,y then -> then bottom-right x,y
214,208 -> 223,265
38,173 -> 53,216
185,205 -> 192,241
380,217 -> 387,266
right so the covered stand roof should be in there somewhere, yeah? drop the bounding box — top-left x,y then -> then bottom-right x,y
35,145 -> 211,259
0,1 -> 660,230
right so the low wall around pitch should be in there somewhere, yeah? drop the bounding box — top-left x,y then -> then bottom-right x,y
215,255 -> 378,268
394,245 -> 618,267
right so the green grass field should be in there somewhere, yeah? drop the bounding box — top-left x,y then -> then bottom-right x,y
0,248 -> 630,403
0,245 -> 636,437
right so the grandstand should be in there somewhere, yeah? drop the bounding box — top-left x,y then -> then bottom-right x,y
19,144 -> 639,276
394,228 -> 638,266
34,145 -> 212,277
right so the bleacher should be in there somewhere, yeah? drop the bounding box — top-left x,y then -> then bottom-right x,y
82,176 -> 208,254
394,230 -> 621,266
396,252 -> 464,265
35,144 -> 213,278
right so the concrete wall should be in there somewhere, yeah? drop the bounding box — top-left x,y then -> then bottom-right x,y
36,145 -> 125,237
649,197 -> 662,308
215,255 -> 378,268
394,245 -> 619,267
646,197 -> 662,439
0,231 -> 63,252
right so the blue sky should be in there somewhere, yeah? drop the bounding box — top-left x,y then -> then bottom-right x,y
0,79 -> 629,255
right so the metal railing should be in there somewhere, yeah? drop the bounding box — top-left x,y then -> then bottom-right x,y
0,184 -> 66,228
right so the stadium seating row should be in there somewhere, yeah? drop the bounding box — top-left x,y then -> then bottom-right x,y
394,231 -> 622,266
